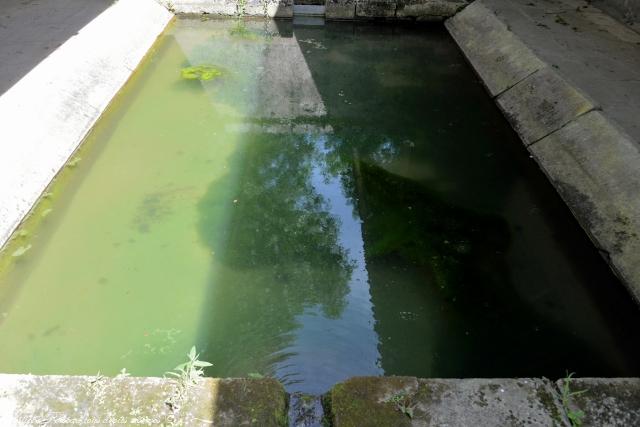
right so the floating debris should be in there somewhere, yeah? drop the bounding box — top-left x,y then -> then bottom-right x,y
181,65 -> 223,81
12,245 -> 32,258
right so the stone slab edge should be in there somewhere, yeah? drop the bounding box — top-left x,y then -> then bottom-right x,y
0,373 -> 287,426
1,374 -> 638,426
0,0 -> 173,252
326,376 -> 570,426
556,377 -> 640,427
327,376 -> 640,426
163,0 -> 467,19
446,0 -> 640,303
160,0 -> 294,18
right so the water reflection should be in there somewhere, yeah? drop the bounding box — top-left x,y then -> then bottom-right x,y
183,19 -> 640,390
196,129 -> 385,391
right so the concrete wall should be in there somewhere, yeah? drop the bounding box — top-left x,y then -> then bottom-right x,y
163,0 -> 468,19
0,374 -> 287,426
1,374 -> 638,425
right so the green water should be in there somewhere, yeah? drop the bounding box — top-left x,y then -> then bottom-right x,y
1,19 -> 639,394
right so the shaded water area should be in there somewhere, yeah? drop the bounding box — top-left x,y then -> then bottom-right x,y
0,19 -> 639,394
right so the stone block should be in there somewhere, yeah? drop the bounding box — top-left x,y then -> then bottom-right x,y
326,0 -> 356,19
497,67 -> 595,145
396,0 -> 466,19
530,111 -> 640,303
445,0 -> 545,97
356,0 -> 397,18
326,376 -> 567,426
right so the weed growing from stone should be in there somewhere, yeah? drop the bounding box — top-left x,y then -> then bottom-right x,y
165,346 -> 212,419
387,391 -> 415,419
166,345 -> 212,388
561,372 -> 587,426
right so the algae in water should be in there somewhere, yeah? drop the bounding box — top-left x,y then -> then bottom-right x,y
180,65 -> 223,81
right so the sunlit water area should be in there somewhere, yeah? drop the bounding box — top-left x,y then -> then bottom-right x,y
0,18 -> 639,394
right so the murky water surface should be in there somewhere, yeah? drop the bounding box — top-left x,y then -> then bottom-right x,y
1,19 -> 639,394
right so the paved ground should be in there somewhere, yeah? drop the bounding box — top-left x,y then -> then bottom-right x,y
481,0 -> 640,145
0,0 -> 113,95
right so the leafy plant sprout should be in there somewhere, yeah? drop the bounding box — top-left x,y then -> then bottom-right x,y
164,346 -> 212,418
166,345 -> 212,387
561,372 -> 587,427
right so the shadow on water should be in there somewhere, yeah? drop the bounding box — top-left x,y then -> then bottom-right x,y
184,17 -> 640,394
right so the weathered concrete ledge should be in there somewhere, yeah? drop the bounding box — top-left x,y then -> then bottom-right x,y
161,0 -> 467,20
446,0 -> 640,303
160,0 -> 294,18
0,0 -> 173,250
2,374 -> 638,425
0,374 -> 287,426
326,376 -> 640,426
558,377 -> 640,426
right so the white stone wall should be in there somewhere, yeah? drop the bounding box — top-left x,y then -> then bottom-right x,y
0,0 -> 173,249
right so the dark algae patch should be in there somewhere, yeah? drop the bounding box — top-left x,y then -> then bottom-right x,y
0,19 -> 639,394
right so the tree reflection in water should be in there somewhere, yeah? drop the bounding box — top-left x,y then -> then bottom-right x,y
196,130 -> 354,379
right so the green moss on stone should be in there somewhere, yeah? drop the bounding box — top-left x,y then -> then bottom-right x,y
326,377 -> 413,427
535,384 -> 564,425
214,378 -> 288,427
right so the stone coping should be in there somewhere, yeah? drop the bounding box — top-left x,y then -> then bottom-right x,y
0,374 -> 287,426
446,0 -> 640,304
326,376 -> 640,426
161,0 -> 468,19
1,374 -> 638,425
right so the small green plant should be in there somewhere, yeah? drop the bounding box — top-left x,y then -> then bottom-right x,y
387,391 -> 415,419
561,372 -> 587,427
236,0 -> 247,16
117,368 -> 130,378
167,346 -> 212,386
247,372 -> 264,379
180,65 -> 223,81
165,346 -> 212,417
